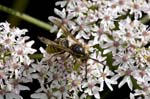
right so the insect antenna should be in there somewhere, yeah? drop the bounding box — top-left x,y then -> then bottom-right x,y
89,57 -> 104,64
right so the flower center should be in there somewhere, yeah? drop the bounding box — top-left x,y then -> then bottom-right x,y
97,28 -> 104,36
5,38 -> 11,44
139,70 -> 145,77
47,91 -> 53,97
113,41 -> 120,47
111,4 -> 116,9
53,74 -> 59,80
119,0 -> 125,5
125,69 -> 132,76
79,24 -> 84,30
75,7 -> 80,12
146,56 -> 150,62
126,32 -> 131,38
122,56 -> 128,62
62,18 -> 68,24
88,83 -> 94,89
17,49 -> 23,55
104,15 -> 110,21
101,72 -> 107,79
12,63 -> 18,69
133,3 -> 139,9
142,31 -> 149,36
72,80 -> 78,86
59,86 -> 65,93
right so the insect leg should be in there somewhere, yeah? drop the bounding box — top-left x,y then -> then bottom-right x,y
85,63 -> 88,81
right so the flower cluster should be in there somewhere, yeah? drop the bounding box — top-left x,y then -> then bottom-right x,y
0,22 -> 36,99
30,0 -> 150,99
1,0 -> 150,99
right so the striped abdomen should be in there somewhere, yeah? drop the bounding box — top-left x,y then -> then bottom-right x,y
46,45 -> 61,54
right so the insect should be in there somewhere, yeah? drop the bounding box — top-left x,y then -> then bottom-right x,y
38,16 -> 102,79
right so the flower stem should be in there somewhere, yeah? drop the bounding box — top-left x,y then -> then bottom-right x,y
0,4 -> 51,31
7,0 -> 29,26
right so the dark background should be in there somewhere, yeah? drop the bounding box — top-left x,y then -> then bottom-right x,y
0,0 -> 149,99
0,0 -> 56,51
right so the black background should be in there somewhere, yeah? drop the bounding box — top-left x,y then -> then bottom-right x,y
0,0 -> 149,99
0,0 -> 56,51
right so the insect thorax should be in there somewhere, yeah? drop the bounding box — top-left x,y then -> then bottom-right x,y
56,38 -> 69,48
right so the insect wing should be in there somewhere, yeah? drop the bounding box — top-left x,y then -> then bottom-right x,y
38,36 -> 58,46
38,36 -> 73,54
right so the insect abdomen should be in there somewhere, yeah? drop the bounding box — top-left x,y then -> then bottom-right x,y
46,45 -> 60,54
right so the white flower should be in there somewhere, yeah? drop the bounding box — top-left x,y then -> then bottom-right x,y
128,0 -> 148,19
97,8 -> 119,31
116,17 -> 150,46
131,86 -> 150,99
67,0 -> 88,18
82,78 -> 100,99
48,8 -> 75,38
54,8 -> 75,26
55,0 -> 74,8
53,82 -> 69,99
107,0 -> 131,14
31,61 -> 51,84
0,21 -> 11,33
113,66 -> 135,90
72,16 -> 91,40
88,51 -> 106,65
134,47 -> 150,68
95,66 -> 117,91
4,93 -> 23,99
132,68 -> 150,84
31,93 -> 49,99
67,72 -> 82,92
112,50 -> 135,68
101,34 -> 124,55
89,24 -> 107,46
0,22 -> 36,96
31,84 -> 56,99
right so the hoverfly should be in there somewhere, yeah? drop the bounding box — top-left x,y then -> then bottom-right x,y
38,16 -> 102,79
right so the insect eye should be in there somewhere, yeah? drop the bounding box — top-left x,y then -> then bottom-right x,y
71,44 -> 85,55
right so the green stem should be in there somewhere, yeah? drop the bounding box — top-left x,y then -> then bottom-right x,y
7,0 -> 29,26
0,4 -> 51,31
